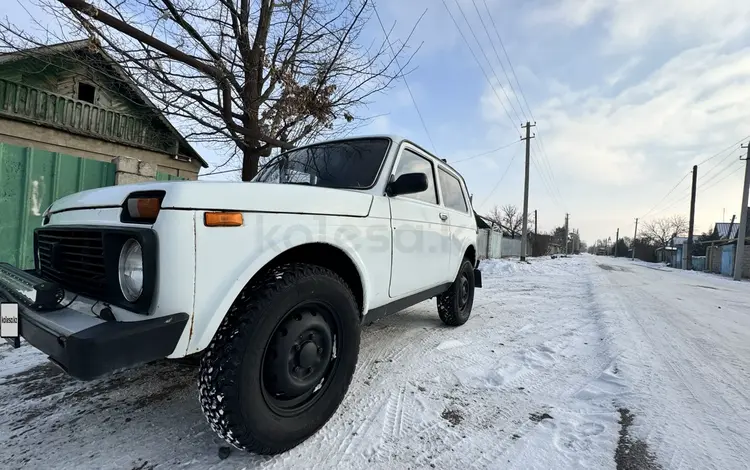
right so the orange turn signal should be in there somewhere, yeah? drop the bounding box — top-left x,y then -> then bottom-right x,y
204,212 -> 243,227
127,197 -> 161,219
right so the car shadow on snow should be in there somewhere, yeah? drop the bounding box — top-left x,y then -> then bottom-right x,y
0,352 -> 276,469
0,307 -> 450,470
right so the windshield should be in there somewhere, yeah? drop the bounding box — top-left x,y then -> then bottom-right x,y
252,138 -> 390,189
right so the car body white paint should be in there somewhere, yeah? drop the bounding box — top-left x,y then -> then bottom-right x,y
41,135 -> 478,358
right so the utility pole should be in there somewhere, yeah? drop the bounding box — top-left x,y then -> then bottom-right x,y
734,143 -> 750,280
614,228 -> 619,257
686,165 -> 698,270
520,121 -> 535,262
632,218 -> 638,260
564,213 -> 570,255
533,209 -> 538,257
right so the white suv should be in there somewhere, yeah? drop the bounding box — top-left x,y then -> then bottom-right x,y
0,135 -> 482,454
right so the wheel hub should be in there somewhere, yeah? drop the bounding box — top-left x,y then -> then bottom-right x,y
264,309 -> 333,399
459,274 -> 470,307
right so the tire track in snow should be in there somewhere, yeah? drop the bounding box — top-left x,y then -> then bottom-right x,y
593,261 -> 750,470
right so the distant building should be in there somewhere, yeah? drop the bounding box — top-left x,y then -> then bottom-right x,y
713,208 -> 750,240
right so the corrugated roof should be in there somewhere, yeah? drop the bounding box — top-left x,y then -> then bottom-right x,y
671,236 -> 688,246
715,223 -> 739,239
714,208 -> 750,239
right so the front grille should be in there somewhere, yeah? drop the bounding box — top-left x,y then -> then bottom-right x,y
36,228 -> 107,297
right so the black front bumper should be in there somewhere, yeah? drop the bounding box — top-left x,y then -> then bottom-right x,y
0,263 -> 189,381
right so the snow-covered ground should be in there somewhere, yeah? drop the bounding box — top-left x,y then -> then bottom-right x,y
1,255 -> 749,469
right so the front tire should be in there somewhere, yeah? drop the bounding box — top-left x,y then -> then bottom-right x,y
437,258 -> 475,326
198,263 -> 361,455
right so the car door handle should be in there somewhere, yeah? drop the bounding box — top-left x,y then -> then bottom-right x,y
439,213 -> 448,221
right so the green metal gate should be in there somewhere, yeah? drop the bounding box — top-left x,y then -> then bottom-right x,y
0,143 -> 116,269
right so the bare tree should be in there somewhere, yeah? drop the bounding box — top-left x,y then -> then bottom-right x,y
642,215 -> 689,250
501,204 -> 523,238
484,205 -> 504,231
1,0 -> 420,179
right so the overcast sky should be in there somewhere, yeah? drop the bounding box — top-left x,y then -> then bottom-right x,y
6,0 -> 750,244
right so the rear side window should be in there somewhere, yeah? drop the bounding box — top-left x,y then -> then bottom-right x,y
438,168 -> 468,212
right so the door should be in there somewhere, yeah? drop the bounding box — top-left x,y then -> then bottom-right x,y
721,245 -> 734,276
388,146 -> 452,298
435,165 -> 476,273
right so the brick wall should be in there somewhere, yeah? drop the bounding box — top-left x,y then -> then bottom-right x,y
707,246 -> 722,274
112,155 -> 156,185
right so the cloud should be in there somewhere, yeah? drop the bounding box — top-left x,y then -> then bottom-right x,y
606,56 -> 642,87
528,0 -> 750,52
480,42 -> 750,189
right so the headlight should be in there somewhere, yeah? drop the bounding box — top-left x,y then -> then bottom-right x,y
118,239 -> 144,302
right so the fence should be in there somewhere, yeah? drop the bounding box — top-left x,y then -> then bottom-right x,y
0,143 -> 116,269
477,229 -> 523,259
691,256 -> 706,272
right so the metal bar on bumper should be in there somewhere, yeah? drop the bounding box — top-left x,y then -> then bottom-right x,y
0,262 -> 189,380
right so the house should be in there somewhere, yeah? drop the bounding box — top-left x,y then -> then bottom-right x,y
0,39 -> 207,180
713,208 -> 750,240
655,236 -> 685,265
0,39 -> 209,269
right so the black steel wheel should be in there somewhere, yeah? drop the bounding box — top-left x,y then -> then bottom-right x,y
437,258 -> 475,326
261,301 -> 341,417
198,263 -> 361,455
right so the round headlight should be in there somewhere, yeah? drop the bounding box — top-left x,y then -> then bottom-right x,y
118,239 -> 144,302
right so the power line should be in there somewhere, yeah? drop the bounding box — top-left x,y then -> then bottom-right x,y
531,140 -> 566,210
451,139 -> 522,164
201,167 -> 240,177
697,146 -> 742,186
697,158 -> 743,192
700,161 -> 744,193
373,5 -> 436,153
451,0 -> 525,123
476,0 -> 566,208
640,171 -> 691,219
642,138 -> 750,219
440,0 -> 518,131
481,0 -> 533,121
650,159 -> 744,218
468,0 -> 527,122
478,149 -> 520,208
442,0 -> 565,213
696,135 -> 750,167
530,151 -> 565,211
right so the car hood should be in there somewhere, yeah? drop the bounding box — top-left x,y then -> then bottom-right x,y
49,181 -> 375,218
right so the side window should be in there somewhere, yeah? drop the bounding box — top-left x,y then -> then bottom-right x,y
438,168 -> 468,212
393,148 -> 438,204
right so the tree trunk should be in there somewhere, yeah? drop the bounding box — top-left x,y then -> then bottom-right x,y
241,146 -> 260,181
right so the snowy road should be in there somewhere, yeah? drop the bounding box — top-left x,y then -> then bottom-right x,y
1,255 -> 749,469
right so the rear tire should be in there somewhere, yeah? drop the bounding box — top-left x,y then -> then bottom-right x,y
437,258 -> 475,326
198,263 -> 361,455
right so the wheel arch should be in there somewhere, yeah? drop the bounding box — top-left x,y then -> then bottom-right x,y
191,241 -> 368,354
464,244 -> 477,266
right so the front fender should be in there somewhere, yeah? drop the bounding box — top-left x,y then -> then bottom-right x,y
188,212 -> 379,354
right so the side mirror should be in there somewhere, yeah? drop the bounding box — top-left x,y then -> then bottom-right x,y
387,172 -> 428,197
